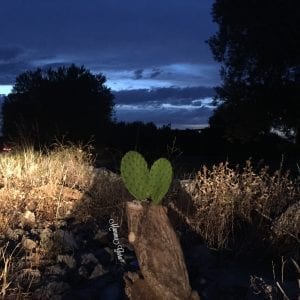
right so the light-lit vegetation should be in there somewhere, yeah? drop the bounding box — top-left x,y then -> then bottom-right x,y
170,160 -> 299,254
0,145 -> 299,297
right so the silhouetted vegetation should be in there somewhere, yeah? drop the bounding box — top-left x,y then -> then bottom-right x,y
1,64 -> 114,147
208,0 -> 300,144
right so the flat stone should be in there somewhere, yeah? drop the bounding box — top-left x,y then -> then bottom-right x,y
21,210 -> 36,227
54,229 -> 78,251
81,253 -> 98,265
78,265 -> 89,278
89,263 -> 108,279
45,281 -> 70,297
94,229 -> 110,246
22,238 -> 37,251
45,264 -> 66,276
57,254 -> 77,269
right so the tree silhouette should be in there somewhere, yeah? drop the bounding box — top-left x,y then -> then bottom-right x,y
1,64 -> 114,146
208,0 -> 300,143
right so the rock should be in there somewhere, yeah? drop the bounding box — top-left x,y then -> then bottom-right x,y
18,268 -> 41,285
57,255 -> 77,269
81,253 -> 98,265
95,247 -> 114,267
26,252 -> 42,268
78,266 -> 89,278
40,228 -> 53,243
39,228 -> 55,254
26,201 -> 37,212
89,264 -> 108,279
56,220 -> 68,229
45,281 -> 70,297
21,210 -> 36,227
45,264 -> 67,276
94,229 -> 110,246
104,247 -> 114,260
22,238 -> 37,251
6,228 -> 24,241
54,229 -> 78,251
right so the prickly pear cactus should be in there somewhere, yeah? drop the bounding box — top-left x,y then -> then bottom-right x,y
149,158 -> 173,205
120,151 -> 173,205
121,151 -> 149,200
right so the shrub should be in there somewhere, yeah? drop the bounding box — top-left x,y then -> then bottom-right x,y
176,160 -> 299,251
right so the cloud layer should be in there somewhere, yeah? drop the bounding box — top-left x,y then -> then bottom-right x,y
0,0 -> 219,88
114,86 -> 216,128
0,0 -> 219,128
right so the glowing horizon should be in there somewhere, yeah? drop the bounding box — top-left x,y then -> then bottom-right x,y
0,85 -> 13,95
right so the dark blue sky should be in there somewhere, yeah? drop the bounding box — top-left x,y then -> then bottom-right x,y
0,0 -> 219,128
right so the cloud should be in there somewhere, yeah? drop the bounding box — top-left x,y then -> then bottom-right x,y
0,0 -> 219,86
113,86 -> 216,128
114,86 -> 215,105
134,69 -> 144,80
115,103 -> 213,129
150,68 -> 162,79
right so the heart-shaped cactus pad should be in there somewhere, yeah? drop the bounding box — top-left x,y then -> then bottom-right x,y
120,151 -> 173,204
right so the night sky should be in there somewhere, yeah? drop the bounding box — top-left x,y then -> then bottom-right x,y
0,0 -> 219,129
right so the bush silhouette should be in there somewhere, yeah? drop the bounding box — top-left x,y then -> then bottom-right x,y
208,0 -> 300,143
1,64 -> 114,146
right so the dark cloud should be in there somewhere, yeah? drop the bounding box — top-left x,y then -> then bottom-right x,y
0,0 -> 219,129
115,104 -> 213,128
0,45 -> 24,61
150,68 -> 162,79
0,0 -> 218,86
114,86 -> 216,127
134,69 -> 144,80
114,86 -> 215,105
0,46 -> 31,84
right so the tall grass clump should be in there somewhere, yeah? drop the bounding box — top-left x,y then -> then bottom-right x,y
0,144 -> 95,231
178,160 -> 299,252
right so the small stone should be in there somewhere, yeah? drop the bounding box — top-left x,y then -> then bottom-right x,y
40,228 -> 53,249
54,229 -> 78,251
45,264 -> 66,276
128,232 -> 135,243
21,210 -> 36,227
18,268 -> 41,285
94,229 -> 110,245
6,228 -> 23,241
22,238 -> 37,251
78,265 -> 89,278
103,247 -> 114,261
90,264 -> 108,279
81,253 -> 98,265
27,252 -> 42,267
89,263 -> 107,279
45,281 -> 70,297
26,201 -> 37,211
57,254 -> 77,269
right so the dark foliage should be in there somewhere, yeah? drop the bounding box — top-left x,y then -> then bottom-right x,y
208,0 -> 300,143
1,64 -> 114,146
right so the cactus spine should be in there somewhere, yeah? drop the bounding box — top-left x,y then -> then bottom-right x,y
120,151 -> 173,205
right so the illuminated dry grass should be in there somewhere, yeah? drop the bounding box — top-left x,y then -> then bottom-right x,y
171,160 -> 300,251
0,144 -> 131,297
0,144 -> 96,231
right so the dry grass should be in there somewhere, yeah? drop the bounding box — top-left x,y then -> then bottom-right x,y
171,160 -> 300,251
0,143 -> 130,296
0,145 -> 299,296
0,144 -> 96,231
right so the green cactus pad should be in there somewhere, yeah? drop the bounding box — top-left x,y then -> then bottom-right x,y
148,158 -> 173,205
120,151 -> 149,200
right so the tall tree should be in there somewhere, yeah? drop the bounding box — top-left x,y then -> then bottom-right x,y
1,64 -> 114,145
208,0 -> 300,143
